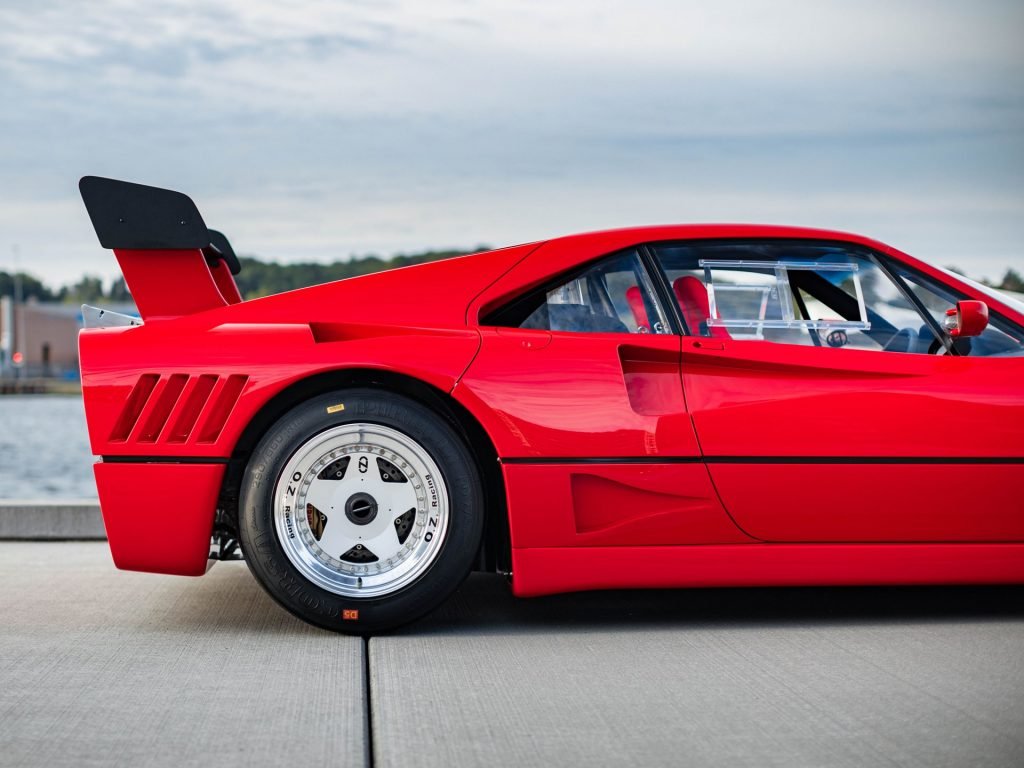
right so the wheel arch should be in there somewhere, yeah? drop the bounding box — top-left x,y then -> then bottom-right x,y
221,368 -> 510,575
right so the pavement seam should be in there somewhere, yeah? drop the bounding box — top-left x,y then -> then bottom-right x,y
362,635 -> 376,768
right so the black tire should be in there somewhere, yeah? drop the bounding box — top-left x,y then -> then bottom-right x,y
238,389 -> 484,634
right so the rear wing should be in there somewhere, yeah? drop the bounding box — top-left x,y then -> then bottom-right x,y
79,176 -> 243,320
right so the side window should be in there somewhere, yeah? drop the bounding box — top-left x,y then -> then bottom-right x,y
487,249 -> 671,335
653,241 -> 942,354
893,266 -> 1024,356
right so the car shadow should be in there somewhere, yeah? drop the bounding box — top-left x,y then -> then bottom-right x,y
398,572 -> 1024,638
153,562 -> 1024,638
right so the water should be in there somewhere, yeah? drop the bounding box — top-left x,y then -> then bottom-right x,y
0,396 -> 97,499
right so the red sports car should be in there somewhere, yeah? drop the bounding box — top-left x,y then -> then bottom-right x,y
77,176 -> 1024,633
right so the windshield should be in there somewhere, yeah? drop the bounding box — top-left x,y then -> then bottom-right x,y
931,264 -> 1024,316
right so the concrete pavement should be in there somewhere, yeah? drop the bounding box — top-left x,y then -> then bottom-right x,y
1,542 -> 1023,767
0,543 -> 364,768
376,577 -> 1024,768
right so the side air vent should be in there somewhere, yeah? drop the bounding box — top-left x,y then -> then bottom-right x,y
137,374 -> 189,442
108,373 -> 248,445
196,375 -> 248,443
165,375 -> 218,443
109,374 -> 159,441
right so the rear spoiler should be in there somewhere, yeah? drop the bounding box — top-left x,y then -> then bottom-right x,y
79,176 -> 243,320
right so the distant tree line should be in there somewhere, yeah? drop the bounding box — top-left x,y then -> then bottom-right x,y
0,254 -> 1020,306
996,268 -> 1024,292
0,272 -> 132,304
0,247 -> 486,305
233,248 -> 486,299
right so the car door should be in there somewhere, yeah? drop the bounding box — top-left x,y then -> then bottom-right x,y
652,239 -> 1024,543
457,247 -> 752,550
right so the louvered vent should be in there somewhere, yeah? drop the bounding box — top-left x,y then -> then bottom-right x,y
108,373 -> 248,445
108,374 -> 159,441
165,375 -> 218,443
196,375 -> 248,443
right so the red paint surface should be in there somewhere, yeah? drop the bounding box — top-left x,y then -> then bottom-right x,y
94,462 -> 224,576
709,463 -> 1024,542
503,463 -> 753,548
457,330 -> 698,458
510,544 -> 1024,597
680,338 -> 1024,459
80,323 -> 482,458
114,248 -> 227,320
208,259 -> 242,304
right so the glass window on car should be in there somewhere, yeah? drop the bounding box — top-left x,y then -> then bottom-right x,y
653,241 -> 944,354
892,265 -> 1024,356
486,249 -> 671,334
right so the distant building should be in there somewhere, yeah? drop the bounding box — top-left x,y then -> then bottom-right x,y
0,298 -> 81,377
0,298 -> 136,379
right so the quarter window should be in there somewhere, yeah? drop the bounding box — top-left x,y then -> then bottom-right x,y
488,249 -> 670,335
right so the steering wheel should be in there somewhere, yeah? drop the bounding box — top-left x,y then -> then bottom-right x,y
881,328 -> 915,353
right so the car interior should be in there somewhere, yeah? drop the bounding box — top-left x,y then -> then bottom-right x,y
486,243 -> 1024,357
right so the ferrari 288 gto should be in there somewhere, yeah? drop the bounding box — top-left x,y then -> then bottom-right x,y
76,176 -> 1024,632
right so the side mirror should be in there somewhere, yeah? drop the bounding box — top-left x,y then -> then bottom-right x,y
943,300 -> 989,338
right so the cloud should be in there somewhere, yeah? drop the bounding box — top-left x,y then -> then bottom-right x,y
0,0 -> 1021,286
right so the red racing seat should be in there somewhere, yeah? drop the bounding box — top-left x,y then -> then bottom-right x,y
625,285 -> 651,332
672,276 -> 731,339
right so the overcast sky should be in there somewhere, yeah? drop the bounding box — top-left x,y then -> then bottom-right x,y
1,0 -> 1022,287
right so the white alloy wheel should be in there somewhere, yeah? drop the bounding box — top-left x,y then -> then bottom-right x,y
273,423 -> 450,598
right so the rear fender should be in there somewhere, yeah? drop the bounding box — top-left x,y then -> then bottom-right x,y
79,322 -> 482,459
